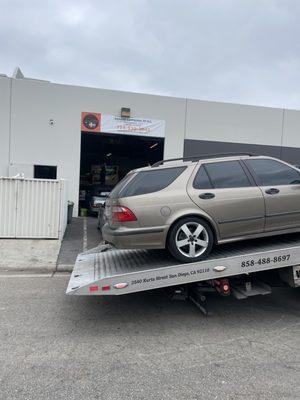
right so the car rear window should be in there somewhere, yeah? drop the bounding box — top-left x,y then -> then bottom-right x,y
109,173 -> 135,199
115,166 -> 186,198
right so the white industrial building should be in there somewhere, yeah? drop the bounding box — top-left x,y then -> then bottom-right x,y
1,68 -> 300,216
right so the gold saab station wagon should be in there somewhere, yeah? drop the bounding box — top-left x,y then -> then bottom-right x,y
102,153 -> 300,263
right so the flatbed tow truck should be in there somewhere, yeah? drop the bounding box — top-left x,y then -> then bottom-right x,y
66,233 -> 300,315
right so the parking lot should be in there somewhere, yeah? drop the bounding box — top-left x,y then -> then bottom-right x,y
0,270 -> 299,400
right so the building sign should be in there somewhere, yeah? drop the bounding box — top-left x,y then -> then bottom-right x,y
81,112 -> 165,137
81,112 -> 101,132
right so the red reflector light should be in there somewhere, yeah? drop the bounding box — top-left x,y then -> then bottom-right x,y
223,284 -> 229,292
102,285 -> 111,291
112,206 -> 137,222
89,285 -> 99,292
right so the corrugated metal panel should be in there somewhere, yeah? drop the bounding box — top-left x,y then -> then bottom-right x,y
58,180 -> 68,239
0,178 -> 17,237
16,179 -> 60,238
0,177 -> 67,239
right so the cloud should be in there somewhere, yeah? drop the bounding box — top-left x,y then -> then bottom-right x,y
0,0 -> 300,109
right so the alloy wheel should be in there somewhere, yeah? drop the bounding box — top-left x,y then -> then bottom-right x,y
175,222 -> 209,258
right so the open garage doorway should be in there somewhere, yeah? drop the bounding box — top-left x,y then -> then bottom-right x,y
79,132 -> 164,215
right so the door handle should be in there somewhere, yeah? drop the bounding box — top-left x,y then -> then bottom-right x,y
199,192 -> 215,199
265,188 -> 280,195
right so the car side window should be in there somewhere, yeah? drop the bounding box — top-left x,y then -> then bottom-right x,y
193,166 -> 213,189
204,161 -> 252,189
245,159 -> 300,186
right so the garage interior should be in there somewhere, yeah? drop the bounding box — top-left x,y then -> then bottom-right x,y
79,131 -> 164,214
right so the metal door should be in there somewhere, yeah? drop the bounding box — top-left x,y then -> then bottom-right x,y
244,158 -> 300,232
187,161 -> 265,240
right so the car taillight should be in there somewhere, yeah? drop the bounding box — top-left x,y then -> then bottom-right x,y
89,285 -> 99,292
112,206 -> 137,222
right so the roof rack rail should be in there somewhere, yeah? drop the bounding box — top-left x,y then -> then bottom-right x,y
151,152 -> 257,168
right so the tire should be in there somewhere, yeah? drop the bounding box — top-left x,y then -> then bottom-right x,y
167,216 -> 214,263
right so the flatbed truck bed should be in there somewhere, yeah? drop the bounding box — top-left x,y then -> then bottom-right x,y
66,233 -> 300,296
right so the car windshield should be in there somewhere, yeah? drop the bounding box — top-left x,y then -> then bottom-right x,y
91,186 -> 110,196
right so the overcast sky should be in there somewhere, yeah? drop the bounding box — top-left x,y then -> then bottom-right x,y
1,0 -> 300,109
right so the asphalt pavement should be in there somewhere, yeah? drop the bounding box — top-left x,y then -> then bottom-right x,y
0,273 -> 299,400
57,217 -> 102,271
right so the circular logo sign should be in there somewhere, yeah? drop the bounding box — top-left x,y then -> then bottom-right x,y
83,114 -> 99,130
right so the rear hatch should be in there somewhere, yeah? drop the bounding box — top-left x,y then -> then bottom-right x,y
105,173 -> 138,229
105,165 -> 191,229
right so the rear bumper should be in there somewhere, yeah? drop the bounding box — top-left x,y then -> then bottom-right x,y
102,223 -> 166,249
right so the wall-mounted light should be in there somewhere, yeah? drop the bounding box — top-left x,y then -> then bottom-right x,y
150,143 -> 158,149
49,119 -> 55,127
121,107 -> 131,118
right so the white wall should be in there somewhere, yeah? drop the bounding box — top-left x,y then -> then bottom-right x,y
3,75 -> 300,215
10,79 -> 81,214
0,77 -> 11,177
185,99 -> 284,146
9,79 -> 186,214
282,110 -> 300,148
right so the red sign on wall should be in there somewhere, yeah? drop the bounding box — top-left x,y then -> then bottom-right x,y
81,112 -> 101,132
